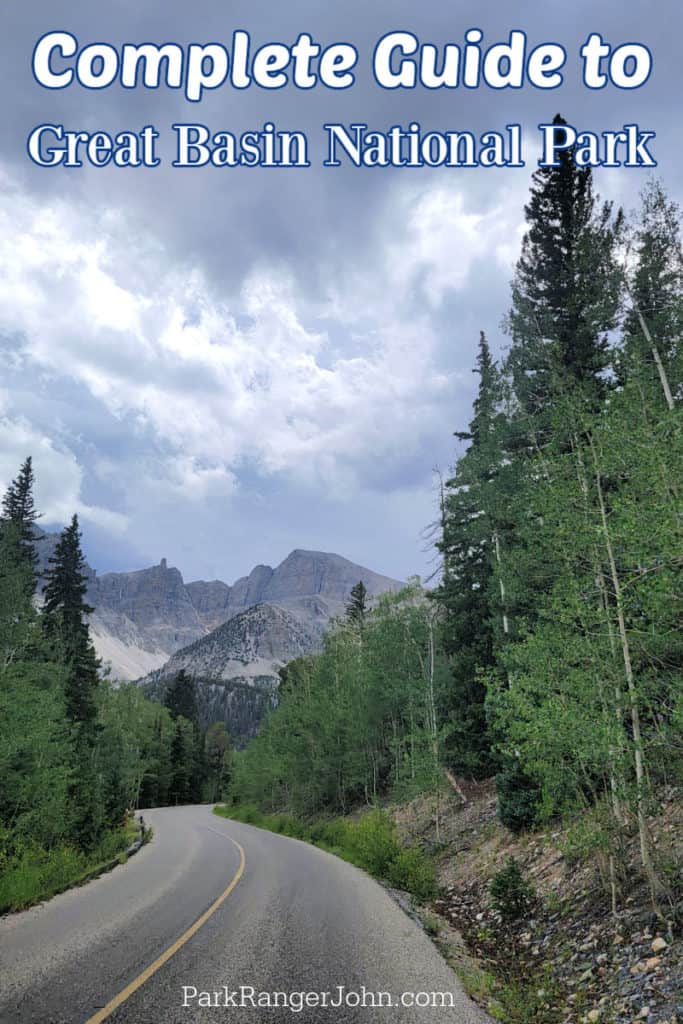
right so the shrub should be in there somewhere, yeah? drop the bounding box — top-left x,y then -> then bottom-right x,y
0,828 -> 130,913
344,810 -> 402,876
489,856 -> 535,921
233,804 -> 261,825
386,846 -> 437,901
496,762 -> 542,833
311,819 -> 350,849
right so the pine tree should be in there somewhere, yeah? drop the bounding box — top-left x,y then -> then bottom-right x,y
164,670 -> 199,726
164,672 -> 205,801
0,522 -> 37,670
436,333 -> 502,777
0,457 -> 39,612
346,581 -> 369,626
42,515 -> 101,846
620,180 -> 682,407
507,113 -> 622,424
2,456 -> 39,540
495,117 -> 624,711
205,722 -> 233,801
169,721 -> 191,805
42,515 -> 99,728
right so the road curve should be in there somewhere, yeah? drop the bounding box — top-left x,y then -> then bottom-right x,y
0,805 -> 490,1023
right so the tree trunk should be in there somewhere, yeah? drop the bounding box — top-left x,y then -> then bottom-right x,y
624,279 -> 675,411
588,434 -> 665,912
493,531 -> 510,636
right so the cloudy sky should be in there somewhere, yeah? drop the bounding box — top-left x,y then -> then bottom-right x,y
0,1 -> 680,585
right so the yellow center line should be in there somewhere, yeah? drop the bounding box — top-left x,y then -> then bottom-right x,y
85,827 -> 246,1024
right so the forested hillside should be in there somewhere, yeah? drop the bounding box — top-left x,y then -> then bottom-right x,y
0,477 -> 232,909
231,122 -> 682,919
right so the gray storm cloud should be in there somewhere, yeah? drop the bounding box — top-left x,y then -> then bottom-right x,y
0,0 -> 680,581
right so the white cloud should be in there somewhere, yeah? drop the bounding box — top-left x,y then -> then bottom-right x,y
385,185 -> 516,307
0,167 -> 489,498
0,400 -> 127,532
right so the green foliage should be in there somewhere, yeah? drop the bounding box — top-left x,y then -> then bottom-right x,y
495,763 -> 543,834
43,515 -> 100,730
507,113 -> 622,419
386,846 -> 437,901
560,810 -> 615,869
434,331 -> 502,778
1,456 -> 39,598
163,672 -> 206,804
489,856 -> 536,921
0,520 -> 39,665
341,809 -> 402,875
0,828 -> 131,913
169,720 -> 191,804
421,911 -> 440,937
164,670 -> 199,725
0,458 -> 213,908
277,655 -> 316,700
433,159 -> 682,909
204,721 -> 233,802
619,179 -> 683,392
492,970 -> 562,1024
345,580 -> 368,625
231,584 -> 447,817
42,514 -> 103,847
0,659 -> 71,848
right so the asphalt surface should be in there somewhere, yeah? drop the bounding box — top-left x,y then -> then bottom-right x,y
0,805 -> 491,1024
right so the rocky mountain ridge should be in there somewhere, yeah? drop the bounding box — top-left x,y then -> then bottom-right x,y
146,603 -> 321,687
139,603 -> 323,742
34,531 -> 401,681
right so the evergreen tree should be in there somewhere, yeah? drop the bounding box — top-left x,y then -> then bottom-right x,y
620,180 -> 682,406
0,522 -> 37,670
42,515 -> 101,846
164,672 -> 205,802
0,457 -> 39,613
164,670 -> 199,726
169,721 -> 191,805
42,515 -> 100,729
137,708 -> 174,809
436,333 -> 501,777
507,113 -> 622,423
2,456 -> 39,542
346,581 -> 368,626
205,722 -> 233,802
190,727 -> 206,804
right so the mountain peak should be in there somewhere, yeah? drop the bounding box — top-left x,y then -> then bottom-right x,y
35,529 -> 402,681
283,548 -> 353,563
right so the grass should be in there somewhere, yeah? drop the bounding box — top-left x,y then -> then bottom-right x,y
0,818 -> 143,914
214,803 -> 437,901
421,910 -> 441,936
492,972 -> 564,1024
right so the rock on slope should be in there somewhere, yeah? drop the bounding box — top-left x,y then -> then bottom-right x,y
393,786 -> 682,1023
140,603 -> 322,741
148,604 -> 320,687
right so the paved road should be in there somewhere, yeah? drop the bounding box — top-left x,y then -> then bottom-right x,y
0,805 -> 490,1023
